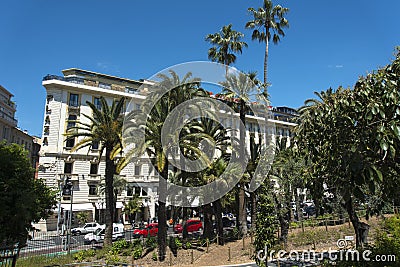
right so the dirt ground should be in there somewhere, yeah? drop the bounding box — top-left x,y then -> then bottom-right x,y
129,215 -> 385,266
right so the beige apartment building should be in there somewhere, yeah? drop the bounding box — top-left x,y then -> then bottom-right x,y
35,68 -> 297,231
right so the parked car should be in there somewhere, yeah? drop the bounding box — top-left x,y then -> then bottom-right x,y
83,223 -> 125,244
71,222 -> 103,235
174,219 -> 203,234
133,223 -> 158,238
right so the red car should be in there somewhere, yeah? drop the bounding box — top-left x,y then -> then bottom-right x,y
174,219 -> 203,234
133,223 -> 158,237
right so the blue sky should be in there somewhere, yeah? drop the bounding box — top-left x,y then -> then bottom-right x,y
0,0 -> 399,136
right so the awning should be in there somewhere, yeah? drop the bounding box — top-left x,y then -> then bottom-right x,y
61,203 -> 94,211
94,202 -> 124,209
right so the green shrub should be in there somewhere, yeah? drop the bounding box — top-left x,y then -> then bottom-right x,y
111,239 -> 130,254
152,251 -> 158,261
73,249 -> 96,261
174,237 -> 182,249
105,251 -> 120,265
145,236 -> 157,249
184,241 -> 192,249
370,215 -> 400,265
132,245 -> 143,259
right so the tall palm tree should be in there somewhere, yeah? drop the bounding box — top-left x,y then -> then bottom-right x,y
245,0 -> 289,88
68,96 -> 125,246
123,71 -> 209,261
205,24 -> 248,74
219,71 -> 263,235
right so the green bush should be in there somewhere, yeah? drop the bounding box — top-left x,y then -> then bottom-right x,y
145,236 -> 157,249
111,239 -> 130,254
132,245 -> 143,259
105,251 -> 120,265
73,249 -> 96,261
370,215 -> 400,265
184,241 -> 192,249
152,251 -> 158,261
174,237 -> 182,249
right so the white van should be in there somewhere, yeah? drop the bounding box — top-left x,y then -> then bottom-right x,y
84,223 -> 124,244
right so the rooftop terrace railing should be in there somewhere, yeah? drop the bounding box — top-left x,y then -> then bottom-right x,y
42,75 -> 141,95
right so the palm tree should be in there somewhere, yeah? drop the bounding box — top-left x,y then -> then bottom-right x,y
219,71 -> 263,235
245,0 -> 289,88
192,117 -> 231,240
68,96 -> 125,246
123,71 -> 209,261
124,195 -> 142,224
205,24 -> 248,74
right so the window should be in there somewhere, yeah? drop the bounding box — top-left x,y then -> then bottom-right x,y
90,163 -> 98,175
153,186 -> 158,194
65,137 -> 75,148
69,93 -> 79,107
142,187 -> 148,196
64,162 -> 73,174
99,82 -> 111,89
67,114 -> 77,129
43,137 -> 48,146
134,165 -> 141,176
134,186 -> 141,196
125,87 -> 138,94
93,97 -> 102,110
126,186 -> 133,196
92,141 -> 99,150
89,184 -> 97,196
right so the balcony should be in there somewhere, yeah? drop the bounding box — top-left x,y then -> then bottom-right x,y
42,73 -> 145,95
0,110 -> 17,126
58,173 -> 79,181
87,174 -> 101,181
67,105 -> 80,115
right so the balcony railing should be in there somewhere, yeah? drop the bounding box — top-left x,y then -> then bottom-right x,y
43,74 -> 143,95
0,110 -> 17,126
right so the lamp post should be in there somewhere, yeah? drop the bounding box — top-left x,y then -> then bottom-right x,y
62,176 -> 73,255
97,197 -> 105,224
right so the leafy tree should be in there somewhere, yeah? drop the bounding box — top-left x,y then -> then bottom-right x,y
68,96 -> 125,246
0,142 -> 56,247
296,49 -> 400,248
246,0 -> 289,87
205,24 -> 248,74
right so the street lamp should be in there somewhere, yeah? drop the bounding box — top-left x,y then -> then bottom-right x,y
97,197 -> 105,224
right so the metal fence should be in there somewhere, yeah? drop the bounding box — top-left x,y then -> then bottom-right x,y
19,232 -> 97,258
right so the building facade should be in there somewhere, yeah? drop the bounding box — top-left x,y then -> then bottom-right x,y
0,85 -> 34,160
36,68 -> 297,231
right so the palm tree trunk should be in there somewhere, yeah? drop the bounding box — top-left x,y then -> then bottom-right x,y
250,191 -> 257,229
104,147 -> 115,247
157,163 -> 168,261
203,204 -> 213,239
238,99 -> 247,235
264,27 -> 269,88
214,199 -> 224,245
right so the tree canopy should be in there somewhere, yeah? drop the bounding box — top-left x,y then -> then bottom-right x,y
296,48 -> 400,247
0,142 -> 56,247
